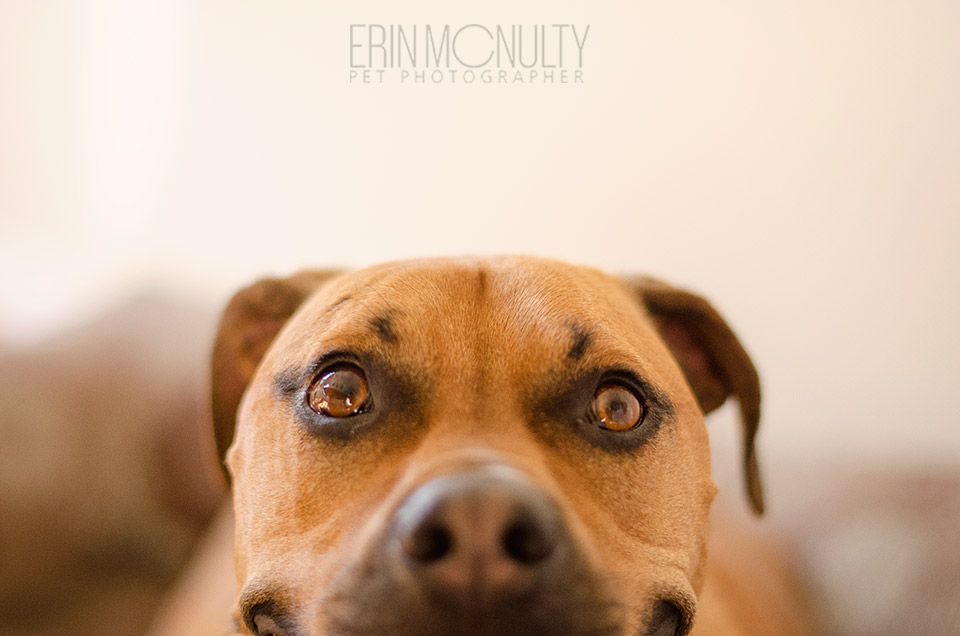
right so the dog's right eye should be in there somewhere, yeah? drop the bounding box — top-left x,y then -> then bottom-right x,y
594,382 -> 644,431
307,364 -> 370,417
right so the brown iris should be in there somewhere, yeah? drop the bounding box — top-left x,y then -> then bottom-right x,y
308,364 -> 369,417
595,383 -> 643,431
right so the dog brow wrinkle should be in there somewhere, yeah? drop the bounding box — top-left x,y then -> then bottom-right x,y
568,323 -> 592,361
327,295 -> 353,312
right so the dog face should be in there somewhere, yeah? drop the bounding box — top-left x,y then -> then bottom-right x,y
211,257 -> 762,636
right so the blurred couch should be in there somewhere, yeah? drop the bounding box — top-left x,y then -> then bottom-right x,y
0,297 -> 224,636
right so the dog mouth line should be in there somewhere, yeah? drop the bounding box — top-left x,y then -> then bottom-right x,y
320,596 -> 626,636
315,555 -> 630,636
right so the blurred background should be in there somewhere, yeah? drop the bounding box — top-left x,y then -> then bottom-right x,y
1,1 -> 958,635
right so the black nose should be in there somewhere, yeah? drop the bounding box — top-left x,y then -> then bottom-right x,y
390,468 -> 565,599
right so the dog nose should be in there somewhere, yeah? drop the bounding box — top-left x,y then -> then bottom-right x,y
391,468 -> 564,598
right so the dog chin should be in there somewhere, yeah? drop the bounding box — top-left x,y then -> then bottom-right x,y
320,556 -> 625,636
323,608 -> 623,636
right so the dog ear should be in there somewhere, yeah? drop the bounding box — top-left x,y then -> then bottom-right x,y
210,270 -> 340,474
629,277 -> 764,515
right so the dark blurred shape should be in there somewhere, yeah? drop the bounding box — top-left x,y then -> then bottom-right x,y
771,467 -> 960,636
0,295 -> 225,636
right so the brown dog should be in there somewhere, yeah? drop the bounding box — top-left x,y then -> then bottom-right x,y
188,256 -> 814,636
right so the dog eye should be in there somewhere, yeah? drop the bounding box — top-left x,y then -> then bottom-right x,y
307,364 -> 369,417
594,383 -> 644,431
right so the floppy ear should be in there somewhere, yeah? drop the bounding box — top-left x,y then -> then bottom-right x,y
628,277 -> 764,515
210,270 -> 340,474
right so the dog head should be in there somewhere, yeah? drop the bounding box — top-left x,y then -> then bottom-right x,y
211,256 -> 762,636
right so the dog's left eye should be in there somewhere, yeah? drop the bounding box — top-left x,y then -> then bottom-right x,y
307,364 -> 370,417
594,383 -> 644,431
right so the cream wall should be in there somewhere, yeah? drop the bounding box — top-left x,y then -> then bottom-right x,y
2,1 -> 958,470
